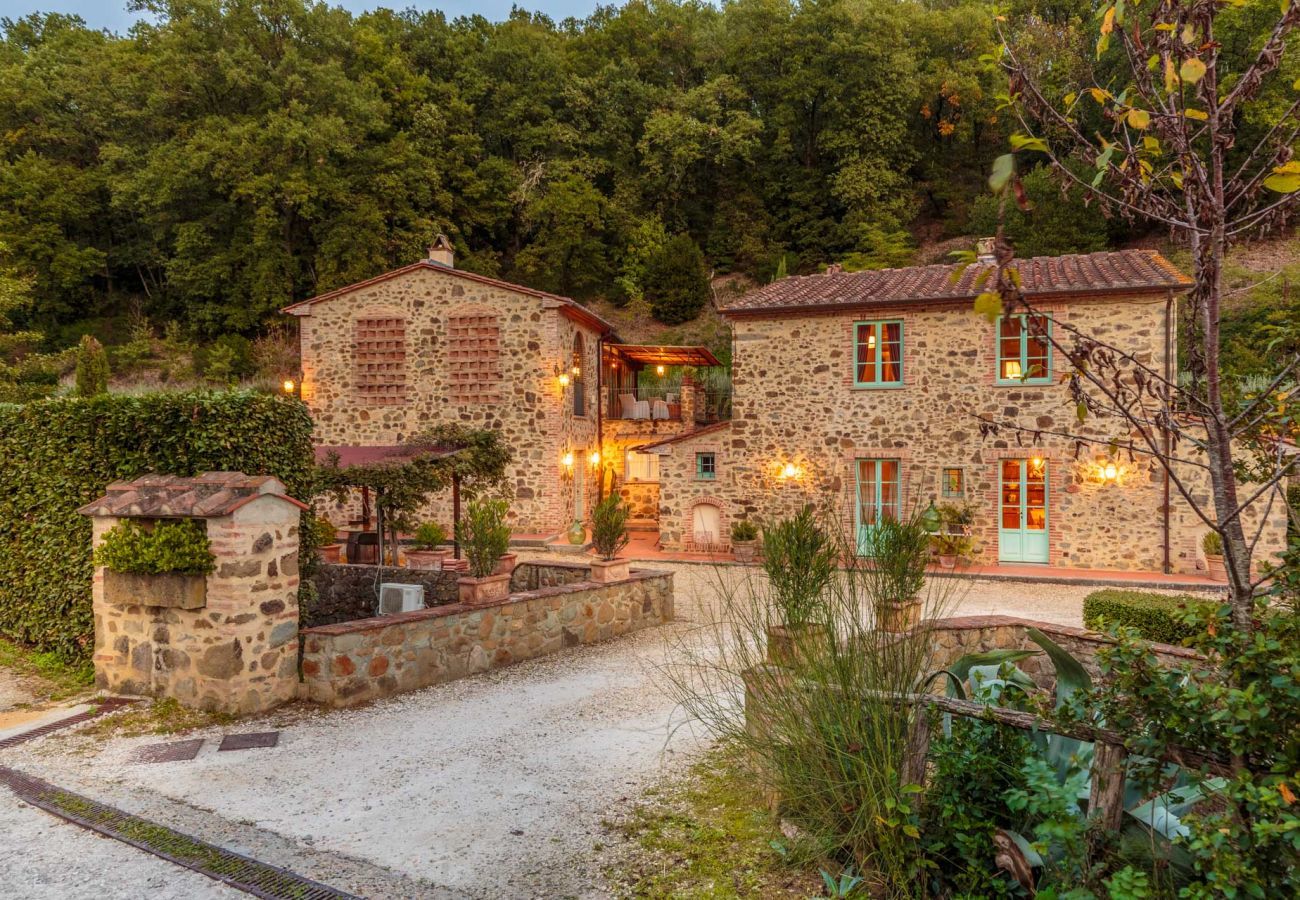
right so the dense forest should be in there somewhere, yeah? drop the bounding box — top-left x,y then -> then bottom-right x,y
0,0 -> 1297,351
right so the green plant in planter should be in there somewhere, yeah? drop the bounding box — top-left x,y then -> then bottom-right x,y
933,532 -> 972,559
93,520 -> 215,576
412,522 -> 448,551
460,498 -> 510,578
938,500 -> 976,530
308,514 -> 338,548
730,519 -> 759,542
590,495 -> 630,561
861,516 -> 929,603
1202,531 -> 1223,556
762,506 -> 834,627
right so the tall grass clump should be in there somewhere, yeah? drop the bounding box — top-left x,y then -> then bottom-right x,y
663,500 -> 967,893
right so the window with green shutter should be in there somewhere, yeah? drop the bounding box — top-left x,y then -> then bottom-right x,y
696,452 -> 716,480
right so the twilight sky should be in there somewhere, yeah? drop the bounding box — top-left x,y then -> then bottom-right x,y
0,1 -> 613,31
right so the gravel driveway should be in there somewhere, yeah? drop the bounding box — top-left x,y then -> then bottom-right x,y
0,562 -> 1120,898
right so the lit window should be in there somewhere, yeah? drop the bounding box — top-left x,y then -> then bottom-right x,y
625,450 -> 659,483
942,468 -> 965,497
854,320 -> 903,387
997,314 -> 1051,384
696,452 -> 717,480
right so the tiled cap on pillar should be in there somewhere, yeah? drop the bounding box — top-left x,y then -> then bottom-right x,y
77,472 -> 308,519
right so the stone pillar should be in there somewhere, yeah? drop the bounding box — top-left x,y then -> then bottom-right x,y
680,373 -> 698,424
80,473 -> 307,715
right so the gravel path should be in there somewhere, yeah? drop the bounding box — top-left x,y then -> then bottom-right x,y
0,561 -> 1138,898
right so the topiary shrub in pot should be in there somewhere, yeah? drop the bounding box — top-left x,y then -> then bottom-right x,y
457,498 -> 512,606
405,521 -> 450,570
731,518 -> 759,563
589,495 -> 631,583
862,516 -> 929,632
310,514 -> 343,564
762,506 -> 835,666
94,519 -> 216,609
1202,531 -> 1227,581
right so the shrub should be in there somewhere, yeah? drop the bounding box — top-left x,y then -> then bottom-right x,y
932,532 -> 972,557
591,495 -> 630,561
74,334 -> 110,397
308,514 -> 338,548
761,506 -> 835,627
730,519 -> 758,542
93,520 -> 215,576
1202,531 -> 1223,556
937,501 -> 976,529
861,515 -> 930,604
645,233 -> 711,325
0,390 -> 314,660
1082,589 -> 1213,645
411,522 -> 447,550
460,497 -> 510,578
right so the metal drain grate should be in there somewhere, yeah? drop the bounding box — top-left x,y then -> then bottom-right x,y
0,766 -> 359,900
0,697 -> 137,750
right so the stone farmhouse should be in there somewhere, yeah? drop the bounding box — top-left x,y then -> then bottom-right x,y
646,249 -> 1289,575
287,241 -> 1288,576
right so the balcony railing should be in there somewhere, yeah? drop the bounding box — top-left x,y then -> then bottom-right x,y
607,386 -> 681,421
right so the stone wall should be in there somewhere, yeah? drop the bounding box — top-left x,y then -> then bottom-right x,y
925,614 -> 1202,691
307,563 -> 461,627
658,296 -> 1288,574
89,496 -> 302,714
295,264 -> 604,534
299,568 -> 674,707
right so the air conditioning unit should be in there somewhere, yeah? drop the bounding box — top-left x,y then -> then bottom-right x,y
378,583 -> 424,615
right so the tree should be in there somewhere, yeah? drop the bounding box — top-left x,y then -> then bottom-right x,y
73,334 -> 109,396
969,165 -> 1113,258
0,244 -> 59,403
980,1 -> 1300,634
644,233 -> 711,325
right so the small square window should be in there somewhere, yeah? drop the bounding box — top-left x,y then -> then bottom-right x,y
696,452 -> 717,480
942,467 -> 965,497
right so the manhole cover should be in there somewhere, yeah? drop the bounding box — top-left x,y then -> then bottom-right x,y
135,739 -> 204,763
218,732 -> 280,752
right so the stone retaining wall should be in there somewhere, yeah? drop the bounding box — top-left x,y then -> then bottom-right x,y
307,563 -> 460,627
926,614 -> 1201,690
299,568 -> 674,707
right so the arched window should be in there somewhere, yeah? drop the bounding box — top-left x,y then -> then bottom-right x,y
571,334 -> 585,416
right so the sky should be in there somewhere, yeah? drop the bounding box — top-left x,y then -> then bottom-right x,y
0,0 -> 611,31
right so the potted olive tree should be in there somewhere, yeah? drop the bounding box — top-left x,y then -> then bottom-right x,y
311,515 -> 344,564
94,519 -> 216,609
730,519 -> 759,563
862,516 -> 929,632
404,522 -> 450,570
1203,531 -> 1227,581
457,498 -> 512,605
762,507 -> 835,667
933,532 -> 972,570
589,495 -> 631,583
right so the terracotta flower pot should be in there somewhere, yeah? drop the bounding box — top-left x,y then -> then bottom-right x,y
404,547 -> 450,570
732,540 -> 758,563
457,572 -> 511,606
938,554 -> 957,570
1205,554 -> 1227,581
588,557 -> 630,583
765,622 -> 827,667
440,557 -> 469,574
876,599 -> 921,633
318,543 -> 343,565
494,552 -> 519,577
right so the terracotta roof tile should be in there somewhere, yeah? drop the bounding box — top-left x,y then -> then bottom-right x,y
634,421 -> 731,452
78,473 -> 308,519
722,250 -> 1191,316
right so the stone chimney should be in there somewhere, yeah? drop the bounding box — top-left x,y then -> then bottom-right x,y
975,237 -> 997,264
427,233 -> 454,268
825,263 -> 843,275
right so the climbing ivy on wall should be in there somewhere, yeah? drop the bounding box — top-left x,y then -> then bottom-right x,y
0,390 -> 314,661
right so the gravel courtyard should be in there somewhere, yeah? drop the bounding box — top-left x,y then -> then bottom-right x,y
0,562 -> 1194,898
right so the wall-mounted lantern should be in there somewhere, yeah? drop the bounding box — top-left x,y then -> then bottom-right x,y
558,371 -> 571,388
281,378 -> 296,395
778,462 -> 801,481
589,450 -> 601,467
562,451 -> 575,471
656,364 -> 666,376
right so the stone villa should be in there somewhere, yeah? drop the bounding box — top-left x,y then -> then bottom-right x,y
286,240 -> 1289,576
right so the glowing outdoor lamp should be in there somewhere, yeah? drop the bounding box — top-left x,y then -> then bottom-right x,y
558,372 -> 571,387
1103,462 -> 1118,482
562,451 -> 575,469
281,378 -> 296,395
778,462 -> 800,480
589,450 -> 601,467
656,364 -> 666,376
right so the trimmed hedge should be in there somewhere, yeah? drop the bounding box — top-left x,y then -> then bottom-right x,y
0,390 -> 314,660
1082,589 -> 1216,645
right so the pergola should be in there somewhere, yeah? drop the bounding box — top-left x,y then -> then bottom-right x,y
603,344 -> 722,368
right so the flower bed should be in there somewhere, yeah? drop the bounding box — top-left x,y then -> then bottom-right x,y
299,565 -> 673,707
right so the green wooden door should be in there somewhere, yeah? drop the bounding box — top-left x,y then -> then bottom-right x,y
856,459 -> 901,556
999,458 -> 1049,563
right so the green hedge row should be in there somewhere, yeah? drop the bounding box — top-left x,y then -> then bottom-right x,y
1082,589 -> 1216,645
0,391 -> 314,661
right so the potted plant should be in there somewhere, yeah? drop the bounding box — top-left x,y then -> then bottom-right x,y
731,519 -> 759,563
762,507 -> 835,666
938,501 -> 976,536
404,522 -> 450,570
457,498 -> 513,605
588,495 -> 631,583
862,516 -> 929,632
1203,531 -> 1227,581
94,519 -> 216,609
311,515 -> 344,564
932,532 -> 972,570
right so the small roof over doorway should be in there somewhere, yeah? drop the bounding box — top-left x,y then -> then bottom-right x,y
604,344 -> 722,368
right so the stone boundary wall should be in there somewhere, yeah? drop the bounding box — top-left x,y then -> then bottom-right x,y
926,614 -> 1201,690
508,560 -> 592,592
307,563 -> 460,627
299,568 -> 674,707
